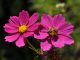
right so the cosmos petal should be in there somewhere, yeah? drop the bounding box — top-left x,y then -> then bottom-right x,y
40,40 -> 52,51
15,36 -> 25,47
19,10 -> 29,24
4,23 -> 18,33
51,35 -> 65,48
51,35 -> 74,48
27,23 -> 38,31
52,14 -> 65,29
5,33 -> 20,42
9,16 -> 19,26
58,23 -> 74,35
63,35 -> 74,45
34,32 -> 49,39
41,14 -> 52,28
23,31 -> 34,37
28,12 -> 39,26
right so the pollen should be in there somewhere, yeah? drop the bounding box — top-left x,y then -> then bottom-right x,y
48,27 -> 58,37
19,25 -> 28,33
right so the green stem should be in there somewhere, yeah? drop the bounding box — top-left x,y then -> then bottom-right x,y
27,41 -> 43,55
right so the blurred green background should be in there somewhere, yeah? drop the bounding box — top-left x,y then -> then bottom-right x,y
0,0 -> 80,60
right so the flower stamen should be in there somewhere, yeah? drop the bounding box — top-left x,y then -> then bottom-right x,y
19,25 -> 28,33
48,27 -> 58,37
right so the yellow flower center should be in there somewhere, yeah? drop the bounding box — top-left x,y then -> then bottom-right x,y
48,27 -> 58,37
19,25 -> 28,33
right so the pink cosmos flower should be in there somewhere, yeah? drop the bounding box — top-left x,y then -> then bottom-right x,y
4,10 -> 39,47
34,14 -> 74,51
